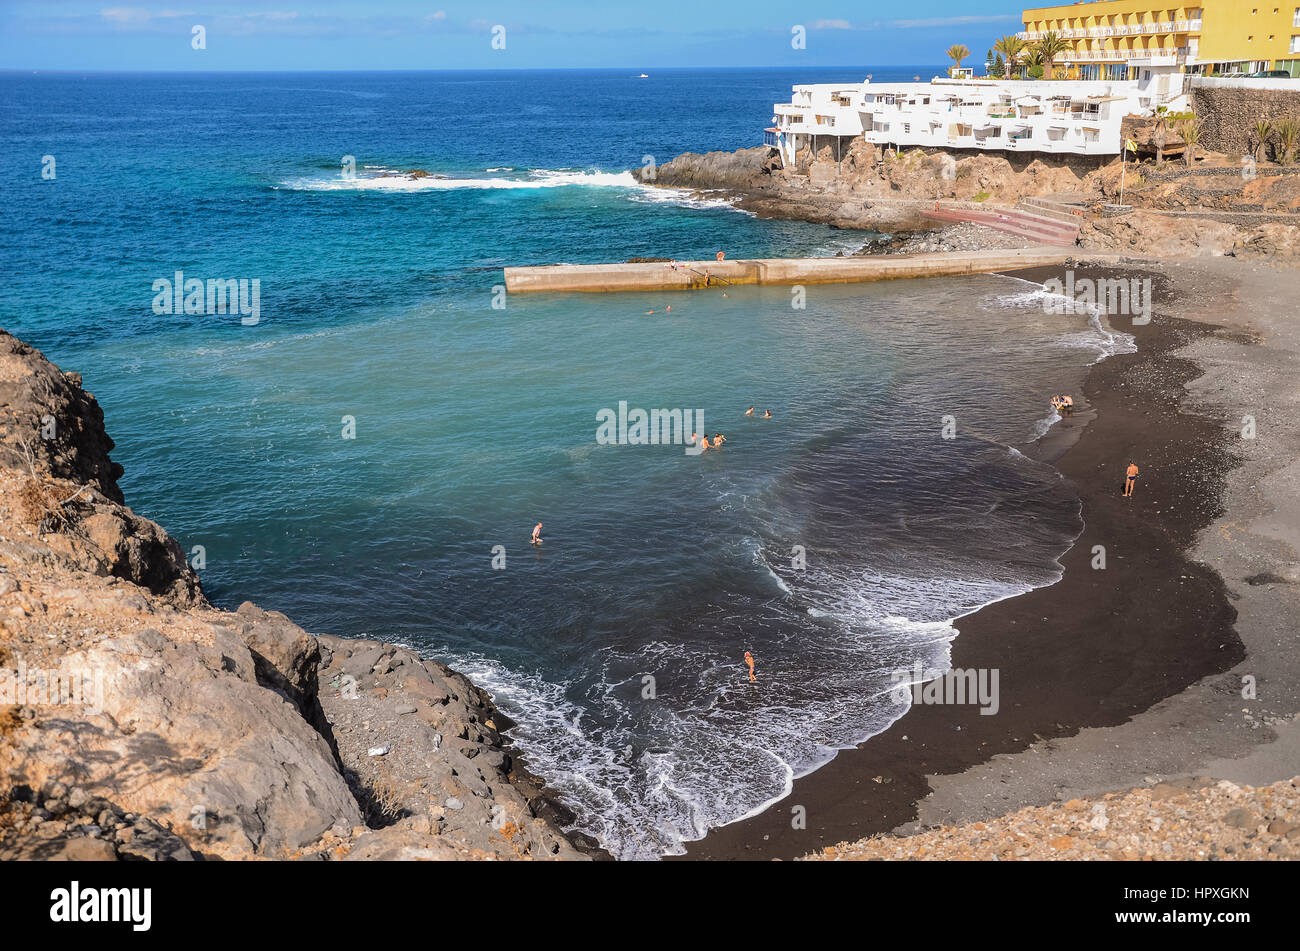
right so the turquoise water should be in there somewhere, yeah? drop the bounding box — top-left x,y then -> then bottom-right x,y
1,70 -> 1130,858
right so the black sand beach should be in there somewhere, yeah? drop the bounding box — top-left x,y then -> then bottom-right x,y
681,261 -> 1247,860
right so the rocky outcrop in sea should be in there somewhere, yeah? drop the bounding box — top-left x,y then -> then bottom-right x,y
0,331 -> 592,861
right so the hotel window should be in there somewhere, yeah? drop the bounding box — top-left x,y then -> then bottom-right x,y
1292,34 -> 1300,51
1295,7 -> 1300,26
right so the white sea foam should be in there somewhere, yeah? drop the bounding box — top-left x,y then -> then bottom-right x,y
280,167 -> 644,192
278,166 -> 749,213
428,531 -> 1066,862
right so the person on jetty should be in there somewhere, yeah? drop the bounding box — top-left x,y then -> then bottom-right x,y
1123,462 -> 1140,498
744,651 -> 756,683
531,522 -> 543,545
745,407 -> 754,416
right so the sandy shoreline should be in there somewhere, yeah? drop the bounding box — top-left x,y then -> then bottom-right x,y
678,255 -> 1300,860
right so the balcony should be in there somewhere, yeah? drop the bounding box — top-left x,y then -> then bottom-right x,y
1019,19 -> 1200,43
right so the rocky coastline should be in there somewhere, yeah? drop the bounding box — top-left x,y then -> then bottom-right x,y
0,331 -> 593,861
643,140 -> 1300,258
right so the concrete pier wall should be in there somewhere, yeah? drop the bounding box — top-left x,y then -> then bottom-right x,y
503,249 -> 1092,294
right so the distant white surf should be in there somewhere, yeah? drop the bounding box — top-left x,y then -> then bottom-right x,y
278,165 -> 747,212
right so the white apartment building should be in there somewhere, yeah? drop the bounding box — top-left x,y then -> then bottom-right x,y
766,78 -> 1155,165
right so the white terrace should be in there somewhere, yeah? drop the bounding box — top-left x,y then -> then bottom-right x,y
767,78 -> 1153,164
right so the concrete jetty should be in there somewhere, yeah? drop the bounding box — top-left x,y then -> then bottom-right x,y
503,248 -> 1085,294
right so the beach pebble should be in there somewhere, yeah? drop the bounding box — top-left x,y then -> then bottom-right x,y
367,744 -> 390,757
444,797 -> 464,811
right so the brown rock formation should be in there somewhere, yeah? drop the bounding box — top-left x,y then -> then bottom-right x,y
0,331 -> 588,861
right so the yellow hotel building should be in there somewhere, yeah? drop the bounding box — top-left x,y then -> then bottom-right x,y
1021,1 -> 1300,80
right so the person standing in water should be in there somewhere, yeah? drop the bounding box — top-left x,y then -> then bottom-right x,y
1123,463 -> 1139,498
745,407 -> 754,416
762,410 -> 772,419
744,651 -> 756,683
531,522 -> 543,545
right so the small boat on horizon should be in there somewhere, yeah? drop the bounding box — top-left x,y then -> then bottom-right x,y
637,73 -> 649,79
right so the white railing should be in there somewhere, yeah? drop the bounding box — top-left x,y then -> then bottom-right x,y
1021,19 -> 1201,43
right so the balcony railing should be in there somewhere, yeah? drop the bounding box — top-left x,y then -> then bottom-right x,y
1020,19 -> 1200,42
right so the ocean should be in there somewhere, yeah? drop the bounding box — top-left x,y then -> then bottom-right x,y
0,68 -> 1133,859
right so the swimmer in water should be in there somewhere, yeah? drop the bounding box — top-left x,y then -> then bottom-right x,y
531,522 -> 543,545
690,432 -> 708,453
762,410 -> 772,419
711,433 -> 726,448
744,407 -> 754,416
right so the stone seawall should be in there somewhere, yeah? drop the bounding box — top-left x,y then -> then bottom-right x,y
1192,85 -> 1300,157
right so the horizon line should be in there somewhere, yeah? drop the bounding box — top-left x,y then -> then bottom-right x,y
0,64 -> 951,76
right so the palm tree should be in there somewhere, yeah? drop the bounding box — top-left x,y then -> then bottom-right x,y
946,44 -> 971,76
1035,31 -> 1071,78
1024,49 -> 1046,79
1175,117 -> 1202,167
1277,117 -> 1300,165
993,34 -> 1027,79
1252,119 -> 1273,162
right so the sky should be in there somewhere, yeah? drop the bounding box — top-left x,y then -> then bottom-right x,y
0,1 -> 1030,70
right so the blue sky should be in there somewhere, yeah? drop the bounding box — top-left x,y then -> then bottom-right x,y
0,2 -> 1028,70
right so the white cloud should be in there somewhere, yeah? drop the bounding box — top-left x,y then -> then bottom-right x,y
889,15 -> 1019,28
426,10 -> 448,21
99,7 -> 153,26
811,19 -> 854,31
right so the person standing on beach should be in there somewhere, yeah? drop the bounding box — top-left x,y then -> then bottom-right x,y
744,651 -> 756,683
1123,462 -> 1140,498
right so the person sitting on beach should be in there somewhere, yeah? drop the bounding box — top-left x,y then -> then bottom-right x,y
531,522 -> 543,545
762,410 -> 772,419
1123,462 -> 1140,498
1061,395 -> 1074,414
745,407 -> 754,416
744,651 -> 756,684
711,433 -> 726,448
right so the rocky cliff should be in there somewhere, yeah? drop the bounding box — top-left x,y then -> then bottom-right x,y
646,139 -> 1107,232
645,138 -> 1300,258
0,331 -> 590,861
